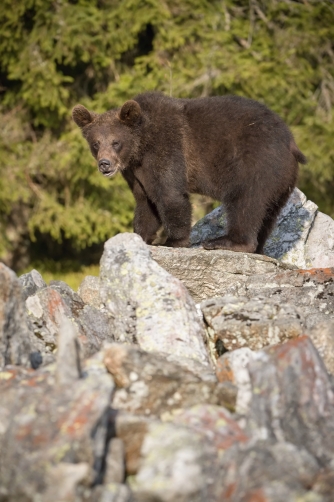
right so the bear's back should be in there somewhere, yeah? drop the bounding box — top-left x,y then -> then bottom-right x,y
134,92 -> 292,149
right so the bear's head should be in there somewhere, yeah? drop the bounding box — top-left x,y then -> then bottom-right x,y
72,100 -> 142,177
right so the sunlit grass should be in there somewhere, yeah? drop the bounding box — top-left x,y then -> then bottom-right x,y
19,261 -> 100,292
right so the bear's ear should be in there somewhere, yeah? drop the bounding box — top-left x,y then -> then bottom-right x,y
119,100 -> 141,125
72,105 -> 95,128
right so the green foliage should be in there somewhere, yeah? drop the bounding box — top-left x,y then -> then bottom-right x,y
0,0 -> 334,269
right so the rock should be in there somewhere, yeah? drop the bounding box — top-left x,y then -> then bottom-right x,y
201,295 -> 303,352
217,441 -> 322,501
0,263 -> 32,369
113,412 -> 157,475
40,462 -> 90,502
18,268 -> 47,301
212,336 -> 334,501
305,211 -> 334,268
49,280 -> 115,348
150,245 -> 293,303
92,483 -> 134,502
131,422 -> 221,502
26,283 -> 115,364
56,313 -> 82,386
25,288 -> 65,365
306,321 -> 334,376
263,188 -> 318,268
215,347 -> 255,415
103,343 -> 236,418
104,438 -> 125,484
246,336 -> 334,466
190,187 -> 334,270
239,267 -> 334,329
0,351 -> 115,500
78,275 -> 102,309
172,404 -> 249,452
190,187 -> 323,269
100,233 -> 210,367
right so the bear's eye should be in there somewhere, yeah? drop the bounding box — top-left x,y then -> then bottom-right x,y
92,142 -> 99,151
112,141 -> 121,151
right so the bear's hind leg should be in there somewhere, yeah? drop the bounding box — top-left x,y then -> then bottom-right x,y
202,189 -> 263,254
256,190 -> 291,254
203,234 -> 257,253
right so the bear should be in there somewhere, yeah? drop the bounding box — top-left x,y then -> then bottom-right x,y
72,92 -> 306,254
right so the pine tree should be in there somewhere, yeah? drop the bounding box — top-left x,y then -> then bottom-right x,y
0,0 -> 333,267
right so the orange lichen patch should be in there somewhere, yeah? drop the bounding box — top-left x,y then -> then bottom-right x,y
221,482 -> 236,499
268,335 -> 310,360
245,489 -> 268,502
21,374 -> 47,387
266,336 -> 321,383
216,357 -> 234,383
15,422 -> 51,446
57,396 -> 96,437
0,367 -> 36,391
15,423 -> 34,441
274,267 -> 334,285
0,369 -> 19,384
297,268 -> 334,282
46,289 -> 65,319
174,405 -> 249,452
30,431 -> 51,447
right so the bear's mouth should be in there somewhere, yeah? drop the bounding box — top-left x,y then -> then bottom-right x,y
101,168 -> 117,177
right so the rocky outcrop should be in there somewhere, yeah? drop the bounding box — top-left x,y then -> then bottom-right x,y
19,268 -> 47,301
0,263 -> 32,369
100,233 -> 211,368
25,280 -> 115,366
1,231 -> 334,501
305,211 -> 334,268
0,340 -> 114,500
150,246 -> 293,303
201,295 -> 303,352
104,343 -> 236,418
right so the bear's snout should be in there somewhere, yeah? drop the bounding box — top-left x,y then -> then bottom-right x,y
98,158 -> 116,177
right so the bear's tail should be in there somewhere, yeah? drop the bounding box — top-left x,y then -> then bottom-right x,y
290,140 -> 307,165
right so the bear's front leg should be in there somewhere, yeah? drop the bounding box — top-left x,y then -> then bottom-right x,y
156,191 -> 192,248
134,197 -> 161,244
131,178 -> 161,244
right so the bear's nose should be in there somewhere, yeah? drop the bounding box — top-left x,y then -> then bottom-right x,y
98,159 -> 111,172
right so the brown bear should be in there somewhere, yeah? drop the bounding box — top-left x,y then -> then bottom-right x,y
72,92 -> 306,254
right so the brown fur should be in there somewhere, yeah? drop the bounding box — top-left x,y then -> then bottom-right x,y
72,92 -> 306,253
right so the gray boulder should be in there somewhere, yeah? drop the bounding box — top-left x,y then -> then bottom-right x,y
305,211 -> 334,268
25,281 -> 115,365
201,295 -> 303,352
0,340 -> 115,501
104,343 -> 236,418
132,422 -> 221,502
247,336 -> 334,465
100,233 -> 211,368
238,267 -> 334,329
0,263 -> 32,369
78,275 -> 102,309
19,268 -> 47,301
150,245 -> 293,303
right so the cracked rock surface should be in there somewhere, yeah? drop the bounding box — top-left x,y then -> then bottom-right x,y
1,230 -> 334,501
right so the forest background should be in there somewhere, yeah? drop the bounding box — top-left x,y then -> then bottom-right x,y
1,0 -> 334,285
